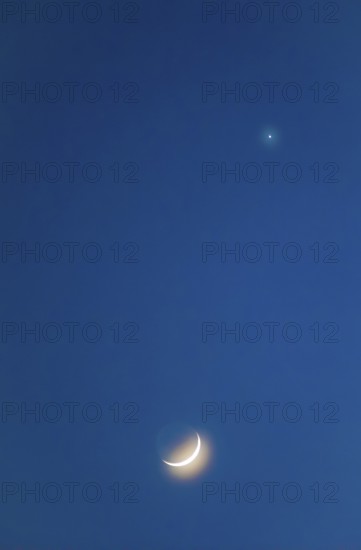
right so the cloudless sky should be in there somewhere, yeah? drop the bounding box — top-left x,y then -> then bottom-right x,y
1,1 -> 360,549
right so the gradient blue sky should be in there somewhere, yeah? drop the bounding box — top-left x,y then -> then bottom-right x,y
1,2 -> 360,549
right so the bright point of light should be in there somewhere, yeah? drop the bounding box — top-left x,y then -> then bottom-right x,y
268,134 -> 272,139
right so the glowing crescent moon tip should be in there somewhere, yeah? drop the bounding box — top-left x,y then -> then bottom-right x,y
162,433 -> 201,467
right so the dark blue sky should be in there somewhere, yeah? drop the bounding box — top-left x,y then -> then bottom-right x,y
1,1 -> 360,549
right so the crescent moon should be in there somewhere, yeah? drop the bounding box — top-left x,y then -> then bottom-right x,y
162,433 -> 201,467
